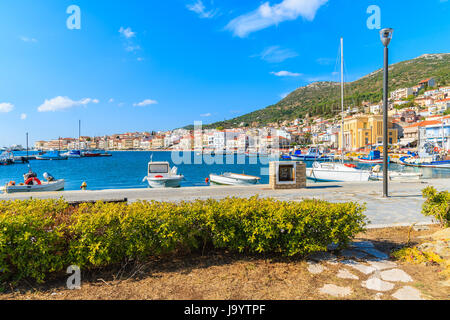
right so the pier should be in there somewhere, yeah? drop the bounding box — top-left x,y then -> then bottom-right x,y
1,179 -> 447,228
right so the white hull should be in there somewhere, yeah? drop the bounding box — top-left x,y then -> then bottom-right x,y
1,179 -> 65,194
306,163 -> 371,182
210,173 -> 260,186
370,172 -> 423,181
144,176 -> 183,188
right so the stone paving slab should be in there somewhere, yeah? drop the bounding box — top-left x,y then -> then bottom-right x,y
0,179 -> 447,227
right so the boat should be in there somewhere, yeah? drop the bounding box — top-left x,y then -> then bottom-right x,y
62,149 -> 82,158
1,170 -> 65,193
35,150 -> 68,160
142,161 -> 184,188
0,151 -> 15,165
209,173 -> 261,185
306,162 -> 372,182
286,148 -> 332,161
358,150 -> 384,164
82,151 -> 112,157
399,142 -> 450,169
306,38 -> 372,183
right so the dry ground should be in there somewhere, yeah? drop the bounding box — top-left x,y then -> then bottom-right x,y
1,225 -> 448,300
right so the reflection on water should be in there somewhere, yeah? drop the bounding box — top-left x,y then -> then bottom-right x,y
0,151 -> 448,191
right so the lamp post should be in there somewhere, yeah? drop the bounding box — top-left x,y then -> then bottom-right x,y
380,28 -> 394,198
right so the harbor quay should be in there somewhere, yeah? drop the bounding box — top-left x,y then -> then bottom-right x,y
0,179 -> 447,228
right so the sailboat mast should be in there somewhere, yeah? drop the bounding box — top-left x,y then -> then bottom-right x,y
79,120 -> 81,150
340,37 -> 344,163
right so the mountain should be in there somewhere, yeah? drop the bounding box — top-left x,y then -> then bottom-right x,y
200,53 -> 450,129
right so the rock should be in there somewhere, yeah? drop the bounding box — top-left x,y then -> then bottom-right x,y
349,241 -> 375,249
336,269 -> 359,280
341,260 -> 376,275
374,293 -> 384,300
358,247 -> 389,260
307,261 -> 326,274
431,228 -> 450,241
413,225 -> 430,231
307,251 -> 337,263
392,286 -> 424,300
367,260 -> 398,271
319,284 -> 352,297
362,277 -> 395,292
417,242 -> 435,251
380,269 -> 413,283
340,249 -> 368,259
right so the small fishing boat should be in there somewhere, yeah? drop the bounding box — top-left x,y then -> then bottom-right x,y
399,143 -> 450,169
0,151 -> 15,165
399,155 -> 450,169
209,173 -> 261,186
358,150 -> 384,164
1,170 -> 65,193
284,148 -> 332,161
35,150 -> 68,160
142,161 -> 184,188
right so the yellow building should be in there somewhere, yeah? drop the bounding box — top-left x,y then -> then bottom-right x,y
338,114 -> 398,151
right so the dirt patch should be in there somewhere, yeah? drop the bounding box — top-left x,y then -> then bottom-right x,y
1,225 -> 448,300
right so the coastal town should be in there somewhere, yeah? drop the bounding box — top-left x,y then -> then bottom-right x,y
28,78 -> 450,155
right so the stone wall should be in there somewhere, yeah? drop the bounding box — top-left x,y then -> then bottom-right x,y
269,161 -> 307,190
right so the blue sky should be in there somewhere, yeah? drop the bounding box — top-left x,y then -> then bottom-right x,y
0,0 -> 449,146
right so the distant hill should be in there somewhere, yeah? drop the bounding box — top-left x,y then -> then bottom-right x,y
196,53 -> 450,129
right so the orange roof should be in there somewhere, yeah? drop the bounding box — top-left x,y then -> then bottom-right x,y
404,120 -> 442,128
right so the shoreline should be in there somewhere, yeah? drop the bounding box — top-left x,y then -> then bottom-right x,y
1,179 -> 447,227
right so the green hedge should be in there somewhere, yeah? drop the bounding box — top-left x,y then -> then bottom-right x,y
0,197 -> 367,283
422,186 -> 450,228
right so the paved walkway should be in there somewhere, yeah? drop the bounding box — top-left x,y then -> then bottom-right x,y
1,179 -> 448,228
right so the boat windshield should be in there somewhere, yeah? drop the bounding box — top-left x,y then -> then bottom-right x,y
149,164 -> 169,174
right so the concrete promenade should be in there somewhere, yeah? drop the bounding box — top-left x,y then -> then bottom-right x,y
1,179 -> 448,228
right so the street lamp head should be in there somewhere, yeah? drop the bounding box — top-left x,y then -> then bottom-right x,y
380,28 -> 394,47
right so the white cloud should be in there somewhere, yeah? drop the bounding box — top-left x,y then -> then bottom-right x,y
20,36 -> 38,43
226,0 -> 328,37
37,96 -> 99,112
187,0 -> 219,19
200,113 -> 212,117
119,27 -> 136,39
20,113 -> 27,120
108,98 -> 114,103
271,70 -> 302,77
252,46 -> 298,63
133,99 -> 158,107
125,45 -> 141,52
0,103 -> 14,113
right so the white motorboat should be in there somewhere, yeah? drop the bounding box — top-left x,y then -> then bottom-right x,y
143,161 -> 184,188
1,170 -> 65,194
209,173 -> 261,186
370,165 -> 423,181
2,179 -> 65,193
370,171 -> 423,181
306,162 -> 372,182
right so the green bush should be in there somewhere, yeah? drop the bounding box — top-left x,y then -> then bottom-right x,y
422,186 -> 450,228
0,197 -> 367,283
